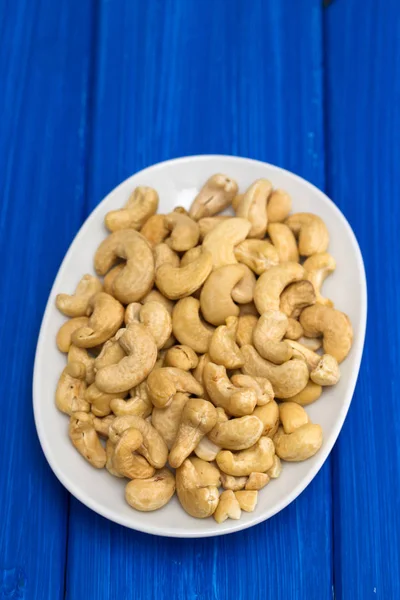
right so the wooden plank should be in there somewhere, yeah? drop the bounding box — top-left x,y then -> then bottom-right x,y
0,1 -> 94,599
324,1 -> 400,598
66,1 -> 332,599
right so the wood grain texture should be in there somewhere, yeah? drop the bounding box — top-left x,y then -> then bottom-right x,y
66,1 -> 332,599
325,2 -> 400,598
0,0 -> 94,598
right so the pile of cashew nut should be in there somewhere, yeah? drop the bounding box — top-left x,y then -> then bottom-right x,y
55,175 -> 353,523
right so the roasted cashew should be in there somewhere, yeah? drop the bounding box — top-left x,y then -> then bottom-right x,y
165,212 -> 200,251
105,440 -> 124,477
153,243 -> 180,270
94,230 -> 155,303
155,250 -> 212,300
94,331 -> 126,371
285,340 -> 321,371
274,423 -> 323,461
190,457 -> 221,487
231,265 -> 256,304
282,380 -> 322,406
140,214 -> 169,247
220,473 -> 248,491
147,367 -> 204,408
300,304 -> 353,363
235,179 -> 272,238
176,458 -> 219,518
125,468 -> 175,511
68,345 -> 95,384
125,301 -> 172,350
103,264 -> 124,295
253,400 -> 280,437
113,428 -> 155,479
85,383 -> 123,417
172,297 -> 215,355
93,415 -> 115,438
230,374 -> 274,406
280,280 -> 316,318
216,436 -> 275,476
152,392 -> 189,449
285,213 -> 329,256
164,345 -> 199,370
303,252 -> 336,306
56,316 -> 89,353
208,415 -> 264,451
310,354 -> 340,385
245,472 -> 270,491
209,316 -> 243,369
71,293 -> 124,348
180,245 -> 202,267
109,415 -> 168,469
236,314 -> 258,347
203,362 -> 258,416
169,399 -> 217,468
56,274 -> 102,317
189,174 -> 238,220
296,336 -> 322,352
56,363 -> 89,415
267,455 -> 282,478
279,402 -> 309,434
214,490 -> 242,523
239,302 -> 259,316
267,223 -> 299,263
69,412 -> 106,468
110,382 -> 152,418
200,264 -> 249,326
202,218 -> 251,269
241,345 -> 309,398
253,310 -> 293,364
235,490 -> 258,512
105,186 -> 158,232
193,436 -> 221,462
198,216 -> 230,240
234,239 -> 279,275
285,318 -> 304,340
254,262 -> 304,314
267,189 -> 292,223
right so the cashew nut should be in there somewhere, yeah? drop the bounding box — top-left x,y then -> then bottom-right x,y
285,340 -> 321,371
147,367 -> 204,408
220,473 -> 248,491
279,280 -> 316,318
285,213 -> 329,256
208,415 -> 264,451
56,274 -> 102,317
209,316 -> 243,369
103,264 -> 124,295
68,345 -> 95,384
105,440 -> 124,477
234,239 -> 279,275
253,400 -> 280,437
152,392 -> 189,449
231,265 -> 256,305
125,301 -> 172,350
267,189 -> 292,223
274,423 -> 323,461
85,383 -> 123,417
267,455 -> 282,479
69,412 -> 106,468
153,243 -> 180,270
285,318 -> 304,340
303,252 -> 336,306
72,293 -> 124,348
213,490 -> 242,523
241,345 -> 309,398
94,331 -> 125,371
125,468 -> 175,511
109,415 -> 168,469
110,382 -> 152,418
235,179 -> 272,238
198,216 -> 230,240
245,472 -> 270,491
236,314 -> 258,347
254,262 -> 304,314
310,354 -> 340,386
203,362 -> 258,416
202,218 -> 251,269
296,336 -> 322,352
230,374 -> 274,406
235,490 -> 258,512
140,213 -> 169,246
282,380 -> 322,406
165,212 -> 200,251
279,402 -> 309,434
190,457 -> 221,487
216,436 -> 275,476
93,415 -> 115,438
164,345 -> 199,370
142,289 -> 175,316
300,304 -> 353,363
189,174 -> 238,220
176,458 -> 219,518
169,399 -> 217,468
105,186 -> 158,232
94,230 -> 155,303
172,297 -> 214,354
56,363 -> 89,415
200,264 -> 249,326
267,223 -> 299,263
155,250 -> 212,300
253,311 -> 293,364
113,428 -> 155,479
193,436 -> 221,462
56,316 -> 89,353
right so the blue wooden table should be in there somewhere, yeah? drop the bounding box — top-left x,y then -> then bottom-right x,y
1,1 -> 399,598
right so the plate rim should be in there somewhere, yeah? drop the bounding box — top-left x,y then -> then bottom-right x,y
33,154 -> 368,538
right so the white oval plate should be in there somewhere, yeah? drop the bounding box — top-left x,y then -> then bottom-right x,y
33,155 -> 367,538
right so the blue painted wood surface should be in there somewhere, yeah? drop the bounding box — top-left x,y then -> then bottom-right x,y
0,0 -> 398,598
